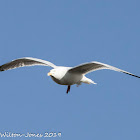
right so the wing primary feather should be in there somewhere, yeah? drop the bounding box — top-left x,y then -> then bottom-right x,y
121,71 -> 140,78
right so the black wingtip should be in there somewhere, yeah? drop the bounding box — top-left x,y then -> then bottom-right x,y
0,66 -> 4,71
123,72 -> 140,78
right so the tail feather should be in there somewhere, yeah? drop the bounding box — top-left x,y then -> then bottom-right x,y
81,76 -> 97,84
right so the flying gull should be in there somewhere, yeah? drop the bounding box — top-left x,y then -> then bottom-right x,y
0,57 -> 139,93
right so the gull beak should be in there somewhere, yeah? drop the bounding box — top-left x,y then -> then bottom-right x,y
48,72 -> 52,76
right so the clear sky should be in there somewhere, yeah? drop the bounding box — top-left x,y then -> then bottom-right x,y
0,0 -> 140,140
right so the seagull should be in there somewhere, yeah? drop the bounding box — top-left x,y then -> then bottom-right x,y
0,57 -> 139,93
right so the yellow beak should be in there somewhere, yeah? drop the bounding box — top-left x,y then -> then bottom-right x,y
48,72 -> 52,76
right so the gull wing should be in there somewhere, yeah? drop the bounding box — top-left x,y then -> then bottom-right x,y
0,57 -> 57,71
68,61 -> 140,78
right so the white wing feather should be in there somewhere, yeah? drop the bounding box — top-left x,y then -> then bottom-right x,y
69,61 -> 140,78
0,57 -> 57,71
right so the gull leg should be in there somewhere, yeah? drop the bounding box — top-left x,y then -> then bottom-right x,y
66,85 -> 71,94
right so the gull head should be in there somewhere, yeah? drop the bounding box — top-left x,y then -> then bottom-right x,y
48,69 -> 56,77
47,67 -> 69,80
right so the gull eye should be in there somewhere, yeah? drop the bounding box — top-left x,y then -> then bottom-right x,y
51,69 -> 56,74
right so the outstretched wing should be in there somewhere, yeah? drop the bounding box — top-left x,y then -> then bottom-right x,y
68,61 -> 140,78
0,57 -> 57,71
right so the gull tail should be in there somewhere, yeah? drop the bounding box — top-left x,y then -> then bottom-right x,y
81,76 -> 97,84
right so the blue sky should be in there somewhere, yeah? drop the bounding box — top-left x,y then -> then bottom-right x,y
0,0 -> 140,139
